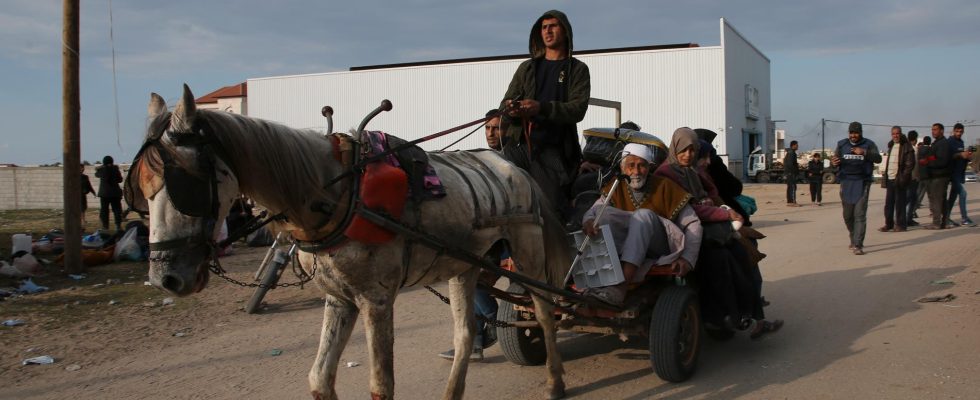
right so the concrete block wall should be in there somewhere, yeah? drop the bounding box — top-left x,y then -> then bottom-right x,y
0,166 -> 128,210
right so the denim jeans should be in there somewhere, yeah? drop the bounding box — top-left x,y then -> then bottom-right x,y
946,179 -> 970,222
786,176 -> 797,203
474,287 -> 498,347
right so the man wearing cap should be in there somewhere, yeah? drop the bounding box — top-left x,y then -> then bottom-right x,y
580,143 -> 702,306
831,122 -> 881,255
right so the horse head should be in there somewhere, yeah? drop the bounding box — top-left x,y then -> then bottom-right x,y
127,84 -> 241,296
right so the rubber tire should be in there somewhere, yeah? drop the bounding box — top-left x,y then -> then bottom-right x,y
756,172 -> 769,183
704,326 -> 736,341
649,285 -> 701,383
823,171 -> 837,184
497,299 -> 547,366
244,260 -> 283,314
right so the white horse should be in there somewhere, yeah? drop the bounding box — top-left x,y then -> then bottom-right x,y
131,85 -> 572,400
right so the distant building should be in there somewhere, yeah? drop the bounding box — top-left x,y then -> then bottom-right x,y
195,82 -> 247,115
248,18 -> 770,180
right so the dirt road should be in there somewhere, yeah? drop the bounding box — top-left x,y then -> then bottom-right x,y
3,182 -> 978,399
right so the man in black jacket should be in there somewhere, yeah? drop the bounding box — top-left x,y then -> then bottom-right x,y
784,140 -> 800,206
921,123 -> 952,229
95,155 -> 124,231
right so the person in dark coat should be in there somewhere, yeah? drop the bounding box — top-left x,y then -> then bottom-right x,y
784,140 -> 801,206
81,166 -> 96,227
879,126 -> 916,232
95,155 -> 124,231
921,123 -> 952,229
500,9 -> 590,221
805,153 -> 824,205
905,130 -> 921,226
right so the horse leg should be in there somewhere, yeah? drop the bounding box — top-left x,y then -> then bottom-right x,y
531,294 -> 566,399
358,289 -> 398,400
442,268 -> 478,400
309,294 -> 358,400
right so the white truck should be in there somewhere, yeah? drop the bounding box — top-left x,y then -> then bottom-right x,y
746,147 -> 838,184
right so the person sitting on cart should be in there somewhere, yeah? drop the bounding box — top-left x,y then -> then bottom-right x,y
655,128 -> 783,339
581,143 -> 703,307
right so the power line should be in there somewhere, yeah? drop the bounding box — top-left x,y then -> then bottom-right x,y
824,119 -> 980,129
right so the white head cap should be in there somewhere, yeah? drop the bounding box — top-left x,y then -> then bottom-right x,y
622,143 -> 654,164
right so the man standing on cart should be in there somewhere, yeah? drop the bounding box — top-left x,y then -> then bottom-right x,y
581,144 -> 702,306
500,9 -> 590,221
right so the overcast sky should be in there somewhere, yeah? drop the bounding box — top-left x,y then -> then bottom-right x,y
2,0 -> 980,165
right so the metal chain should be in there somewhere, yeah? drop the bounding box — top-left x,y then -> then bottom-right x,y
423,285 -> 513,328
207,254 -> 317,289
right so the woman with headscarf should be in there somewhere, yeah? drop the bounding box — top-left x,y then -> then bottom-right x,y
654,128 -> 782,339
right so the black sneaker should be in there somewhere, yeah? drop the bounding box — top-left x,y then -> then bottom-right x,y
438,347 -> 483,362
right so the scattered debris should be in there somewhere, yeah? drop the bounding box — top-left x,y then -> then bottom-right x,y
174,332 -> 187,337
783,218 -> 789,222
2,319 -> 26,327
68,274 -> 86,280
270,349 -> 283,356
65,364 -> 82,371
108,300 -> 121,305
106,278 -> 122,285
974,290 -> 980,295
161,297 -> 175,306
16,279 -> 49,294
92,283 -> 106,289
142,302 -> 157,308
346,361 -> 360,368
22,355 -> 55,365
144,281 -> 153,286
930,279 -> 954,285
917,294 -> 956,303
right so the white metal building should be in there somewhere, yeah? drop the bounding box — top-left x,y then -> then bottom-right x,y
248,18 -> 770,179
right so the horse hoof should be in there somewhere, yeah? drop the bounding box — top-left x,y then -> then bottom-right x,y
546,383 -> 566,400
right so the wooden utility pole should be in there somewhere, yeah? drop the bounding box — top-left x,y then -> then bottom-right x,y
63,0 -> 83,273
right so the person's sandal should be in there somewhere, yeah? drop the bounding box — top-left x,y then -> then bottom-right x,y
750,319 -> 784,340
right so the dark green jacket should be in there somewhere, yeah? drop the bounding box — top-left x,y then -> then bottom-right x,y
501,9 -> 590,173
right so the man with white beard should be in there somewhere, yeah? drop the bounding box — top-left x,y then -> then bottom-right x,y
581,143 -> 703,306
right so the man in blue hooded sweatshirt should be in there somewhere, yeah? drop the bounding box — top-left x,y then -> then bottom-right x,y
831,122 -> 881,255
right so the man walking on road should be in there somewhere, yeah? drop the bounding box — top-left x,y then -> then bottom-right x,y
832,122 -> 881,255
500,9 -> 590,221
784,140 -> 800,206
944,123 -> 975,227
922,123 -> 952,229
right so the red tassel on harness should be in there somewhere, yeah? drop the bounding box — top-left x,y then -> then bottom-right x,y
345,162 -> 408,244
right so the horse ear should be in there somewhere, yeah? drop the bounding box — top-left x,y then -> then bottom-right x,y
148,93 -> 167,119
171,83 -> 197,133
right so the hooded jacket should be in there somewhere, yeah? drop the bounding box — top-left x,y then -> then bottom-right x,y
501,10 -> 590,174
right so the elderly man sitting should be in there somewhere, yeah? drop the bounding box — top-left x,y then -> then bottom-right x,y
582,143 -> 703,306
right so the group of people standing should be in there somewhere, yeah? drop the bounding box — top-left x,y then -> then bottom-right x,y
784,121 -> 974,257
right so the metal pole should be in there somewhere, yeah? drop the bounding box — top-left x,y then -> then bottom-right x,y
62,0 -> 83,274
821,118 -> 826,157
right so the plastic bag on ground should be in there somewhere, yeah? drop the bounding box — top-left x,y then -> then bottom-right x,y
114,227 -> 141,262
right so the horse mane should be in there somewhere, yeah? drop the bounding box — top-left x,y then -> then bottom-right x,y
146,110 -> 337,230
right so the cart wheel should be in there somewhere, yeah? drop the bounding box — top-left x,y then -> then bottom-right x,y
497,295 -> 546,366
704,325 -> 736,341
822,171 -> 837,184
649,285 -> 701,382
756,172 -> 769,183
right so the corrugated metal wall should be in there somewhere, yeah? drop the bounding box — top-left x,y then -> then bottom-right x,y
722,18 -> 772,177
248,19 -> 763,171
